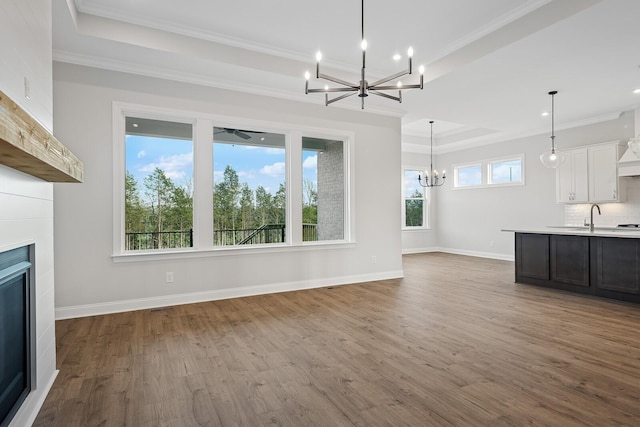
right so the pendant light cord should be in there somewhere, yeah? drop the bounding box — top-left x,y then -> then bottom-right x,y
430,120 -> 434,174
550,90 -> 557,153
361,0 -> 364,42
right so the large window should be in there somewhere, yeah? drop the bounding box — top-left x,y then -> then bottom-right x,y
303,137 -> 345,241
114,104 -> 353,255
213,127 -> 286,246
403,169 -> 427,228
124,117 -> 193,250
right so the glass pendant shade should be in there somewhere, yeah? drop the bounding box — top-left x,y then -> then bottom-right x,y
540,147 -> 566,168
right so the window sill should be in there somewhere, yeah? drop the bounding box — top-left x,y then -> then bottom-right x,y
402,227 -> 431,232
112,241 -> 357,263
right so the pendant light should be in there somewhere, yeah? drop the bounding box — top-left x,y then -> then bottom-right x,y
540,90 -> 566,168
418,121 -> 445,187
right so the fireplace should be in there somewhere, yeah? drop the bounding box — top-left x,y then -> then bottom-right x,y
0,245 -> 35,427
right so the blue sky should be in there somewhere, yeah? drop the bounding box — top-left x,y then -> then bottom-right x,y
126,136 -> 318,196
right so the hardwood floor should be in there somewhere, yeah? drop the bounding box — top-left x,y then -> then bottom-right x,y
34,253 -> 640,426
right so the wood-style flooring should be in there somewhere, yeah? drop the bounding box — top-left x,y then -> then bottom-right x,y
34,253 -> 640,426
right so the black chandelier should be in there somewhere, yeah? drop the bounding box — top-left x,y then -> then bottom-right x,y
418,121 -> 446,188
304,0 -> 424,109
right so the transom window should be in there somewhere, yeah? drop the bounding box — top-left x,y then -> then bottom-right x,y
453,155 -> 524,189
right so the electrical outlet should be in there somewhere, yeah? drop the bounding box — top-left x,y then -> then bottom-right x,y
371,256 -> 377,264
165,272 -> 174,283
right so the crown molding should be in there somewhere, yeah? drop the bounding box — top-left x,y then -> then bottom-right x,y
52,50 -> 405,118
428,0 -> 552,63
402,111 -> 623,154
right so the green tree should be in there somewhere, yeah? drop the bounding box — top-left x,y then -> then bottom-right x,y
125,171 -> 146,233
144,167 -> 176,248
405,189 -> 424,227
271,183 -> 286,224
239,183 -> 254,229
302,178 -> 317,225
254,185 -> 272,225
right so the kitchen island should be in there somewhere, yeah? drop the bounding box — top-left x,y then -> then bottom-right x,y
503,227 -> 640,304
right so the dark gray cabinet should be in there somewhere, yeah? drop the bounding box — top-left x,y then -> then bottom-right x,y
593,238 -> 640,295
514,232 -> 640,304
550,235 -> 589,287
515,233 -> 549,281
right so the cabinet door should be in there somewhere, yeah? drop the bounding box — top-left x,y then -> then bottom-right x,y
516,233 -> 549,280
556,157 -> 573,203
589,144 -> 620,202
550,235 -> 589,287
572,150 -> 589,202
594,238 -> 640,294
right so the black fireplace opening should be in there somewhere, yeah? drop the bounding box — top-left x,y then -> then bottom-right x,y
0,245 -> 35,427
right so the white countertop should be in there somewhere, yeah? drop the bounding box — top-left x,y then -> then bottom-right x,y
501,226 -> 640,238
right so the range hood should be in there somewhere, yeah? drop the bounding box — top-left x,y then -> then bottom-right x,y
618,138 -> 640,177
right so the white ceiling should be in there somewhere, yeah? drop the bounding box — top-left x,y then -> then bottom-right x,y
53,0 -> 640,151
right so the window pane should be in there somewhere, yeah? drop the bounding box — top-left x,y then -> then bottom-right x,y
405,199 -> 424,227
302,137 -> 344,242
455,165 -> 482,187
125,117 -> 194,251
490,159 -> 522,184
404,170 -> 423,198
213,127 -> 286,246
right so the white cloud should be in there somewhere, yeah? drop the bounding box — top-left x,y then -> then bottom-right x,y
139,152 -> 193,180
260,162 -> 286,177
137,150 -> 146,159
303,154 -> 317,169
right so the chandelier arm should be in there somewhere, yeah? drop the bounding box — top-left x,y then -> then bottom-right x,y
317,71 -> 358,88
307,87 -> 358,94
369,63 -> 412,87
326,91 -> 358,105
369,91 -> 401,102
371,83 -> 421,91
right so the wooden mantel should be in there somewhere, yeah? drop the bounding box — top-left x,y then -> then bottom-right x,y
0,90 -> 83,182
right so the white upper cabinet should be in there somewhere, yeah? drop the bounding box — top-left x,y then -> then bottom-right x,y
557,149 -> 588,203
556,141 -> 624,204
589,144 -> 622,202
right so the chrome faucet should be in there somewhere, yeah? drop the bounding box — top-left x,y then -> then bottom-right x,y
590,203 -> 601,232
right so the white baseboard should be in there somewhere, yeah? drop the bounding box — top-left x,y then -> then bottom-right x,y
401,247 -> 439,255
9,369 -> 58,427
403,247 -> 514,262
55,270 -> 404,320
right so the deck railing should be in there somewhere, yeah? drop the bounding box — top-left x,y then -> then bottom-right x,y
125,229 -> 193,251
126,224 -> 318,250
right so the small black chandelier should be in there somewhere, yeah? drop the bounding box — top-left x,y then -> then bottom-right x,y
418,121 -> 446,188
304,0 -> 424,110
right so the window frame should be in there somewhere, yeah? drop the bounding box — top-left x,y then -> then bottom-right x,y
401,167 -> 429,230
452,154 -> 525,190
112,102 -> 355,261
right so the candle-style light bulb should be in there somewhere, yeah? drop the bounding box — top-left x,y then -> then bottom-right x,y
360,39 -> 368,51
407,46 -> 414,58
419,65 -> 425,75
304,71 -> 310,80
316,51 -> 322,62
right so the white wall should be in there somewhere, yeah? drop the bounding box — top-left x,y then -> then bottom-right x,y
0,1 -> 58,426
427,112 -> 634,260
52,62 -> 403,317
